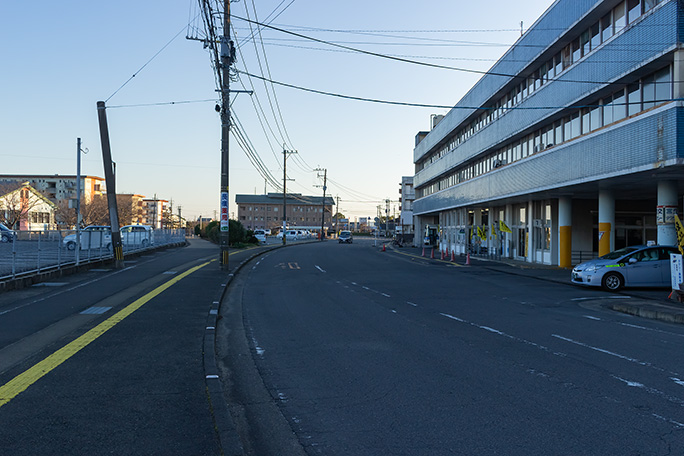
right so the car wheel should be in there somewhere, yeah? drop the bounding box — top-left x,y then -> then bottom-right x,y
66,241 -> 76,251
0,234 -> 8,243
141,239 -> 149,248
602,272 -> 624,291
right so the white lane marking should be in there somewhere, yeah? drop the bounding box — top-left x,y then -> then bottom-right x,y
672,378 -> 684,387
162,271 -> 177,275
32,282 -> 68,287
252,336 -> 265,357
351,282 -> 357,285
407,302 -> 417,307
652,414 -> 684,428
206,375 -> 219,379
440,313 -> 561,355
440,313 -> 465,322
382,293 -> 391,298
612,376 -> 684,406
552,334 -> 653,368
79,306 -> 112,315
614,376 -> 645,388
583,315 -> 602,321
391,310 -> 397,314
315,265 -> 326,273
362,286 -> 370,290
209,309 -> 218,315
618,322 -> 684,338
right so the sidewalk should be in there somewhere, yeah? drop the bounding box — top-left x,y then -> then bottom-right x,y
390,244 -> 684,326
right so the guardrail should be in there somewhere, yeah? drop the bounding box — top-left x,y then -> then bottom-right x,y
0,229 -> 186,281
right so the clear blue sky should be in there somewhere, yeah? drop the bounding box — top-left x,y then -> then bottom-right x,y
0,0 -> 554,222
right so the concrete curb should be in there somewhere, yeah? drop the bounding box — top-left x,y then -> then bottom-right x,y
609,302 -> 684,325
204,241 -> 299,455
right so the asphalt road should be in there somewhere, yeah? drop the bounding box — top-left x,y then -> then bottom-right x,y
0,238 -> 261,455
218,237 -> 684,455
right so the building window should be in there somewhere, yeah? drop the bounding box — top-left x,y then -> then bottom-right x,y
628,0 -> 641,23
601,13 -> 613,42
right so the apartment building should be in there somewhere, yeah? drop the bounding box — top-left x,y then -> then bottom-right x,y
236,193 -> 335,231
412,0 -> 678,267
0,174 -> 105,204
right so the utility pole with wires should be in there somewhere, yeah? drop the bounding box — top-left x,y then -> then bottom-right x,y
314,167 -> 327,240
282,148 -> 296,245
217,0 -> 234,269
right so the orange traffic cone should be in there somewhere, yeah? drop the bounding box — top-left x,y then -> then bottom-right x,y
382,244 -> 386,252
451,250 -> 455,262
466,253 -> 471,265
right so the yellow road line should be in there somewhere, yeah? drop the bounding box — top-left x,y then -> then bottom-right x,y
0,259 -> 215,408
391,249 -> 463,267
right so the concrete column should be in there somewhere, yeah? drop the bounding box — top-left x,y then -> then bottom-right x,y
527,200 -> 534,262
559,197 -> 572,268
598,190 -> 615,256
657,180 -> 678,246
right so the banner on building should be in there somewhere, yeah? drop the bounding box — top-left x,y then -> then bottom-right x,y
499,220 -> 512,233
674,214 -> 684,255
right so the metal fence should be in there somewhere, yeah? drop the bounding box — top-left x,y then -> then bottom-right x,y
0,229 -> 186,281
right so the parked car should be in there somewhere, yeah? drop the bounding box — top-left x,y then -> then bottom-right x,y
63,225 -> 112,250
0,223 -> 17,243
338,230 -> 353,244
120,224 -> 154,247
253,229 -> 267,244
571,245 -> 680,291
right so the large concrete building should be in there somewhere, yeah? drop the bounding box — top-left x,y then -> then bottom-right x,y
412,0 -> 679,267
236,193 -> 335,232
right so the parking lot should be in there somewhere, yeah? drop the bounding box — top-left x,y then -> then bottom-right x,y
0,229 -> 186,280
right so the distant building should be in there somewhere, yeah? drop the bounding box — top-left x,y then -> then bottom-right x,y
235,193 -> 335,231
0,182 -> 57,230
399,176 -> 415,242
0,174 -> 106,204
141,198 -> 169,229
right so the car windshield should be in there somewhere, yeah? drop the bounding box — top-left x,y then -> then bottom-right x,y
340,232 -> 351,237
600,246 -> 640,260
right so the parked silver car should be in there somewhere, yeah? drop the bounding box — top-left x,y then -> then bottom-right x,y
571,245 -> 679,291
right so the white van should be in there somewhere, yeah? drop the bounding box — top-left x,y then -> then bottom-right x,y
254,229 -> 267,244
120,225 -> 154,248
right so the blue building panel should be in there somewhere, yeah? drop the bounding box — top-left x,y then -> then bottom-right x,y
414,106 -> 680,215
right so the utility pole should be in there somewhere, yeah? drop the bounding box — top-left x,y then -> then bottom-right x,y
314,167 -> 327,240
282,148 -> 296,245
76,138 -> 82,266
334,195 -> 340,235
385,198 -> 391,236
96,101 -> 124,268
217,0 -> 235,269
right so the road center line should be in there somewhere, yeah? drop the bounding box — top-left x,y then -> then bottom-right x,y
0,260 -> 214,408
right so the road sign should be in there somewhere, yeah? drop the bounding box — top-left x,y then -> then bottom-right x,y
220,192 -> 229,232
